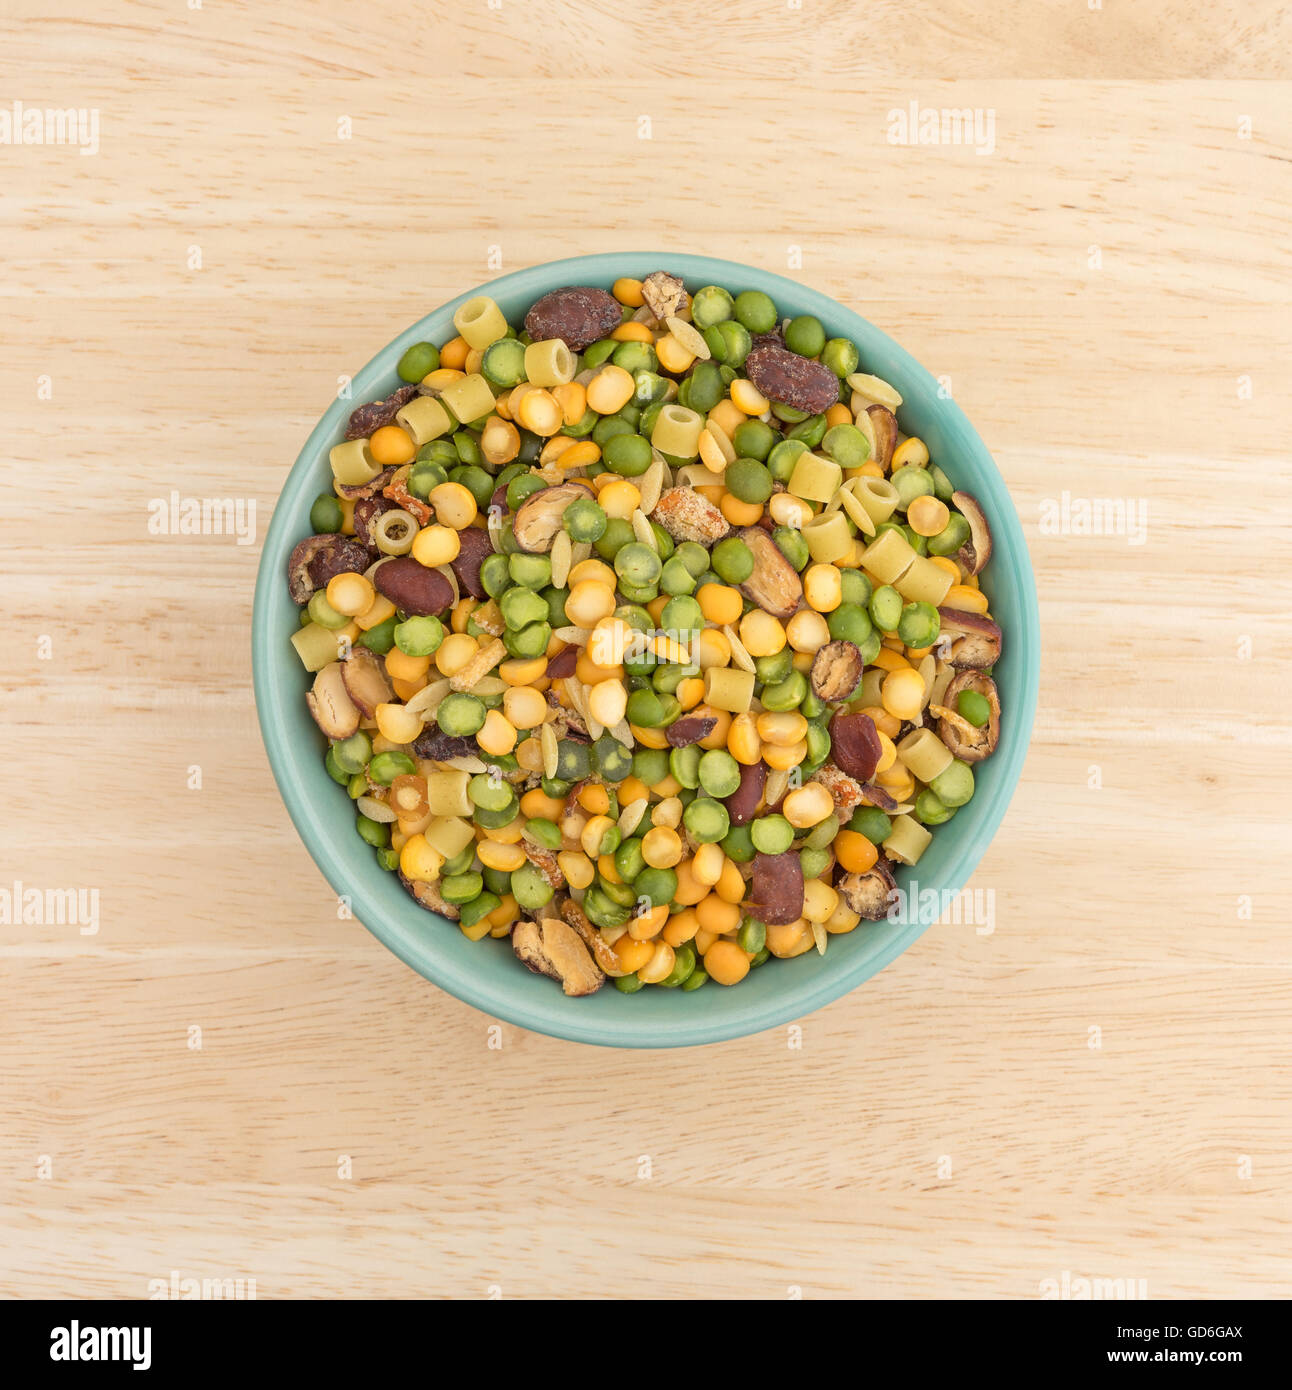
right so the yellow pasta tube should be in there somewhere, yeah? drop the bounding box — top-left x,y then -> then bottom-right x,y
453,296 -> 509,350
703,666 -> 755,713
853,477 -> 900,525
439,373 -> 497,426
894,554 -> 954,606
861,528 -> 917,584
395,394 -> 453,447
788,452 -> 843,504
523,339 -> 576,388
290,621 -> 356,672
425,814 -> 477,860
883,814 -> 932,866
329,438 -> 381,487
895,728 -> 954,784
802,511 -> 852,563
650,404 -> 705,459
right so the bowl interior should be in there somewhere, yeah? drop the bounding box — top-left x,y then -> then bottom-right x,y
253,252 -> 1039,1048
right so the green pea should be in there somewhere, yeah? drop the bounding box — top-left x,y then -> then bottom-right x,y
799,846 -> 831,880
804,814 -> 839,854
686,359 -> 725,413
554,740 -> 591,782
507,553 -> 550,591
632,748 -> 669,785
725,457 -> 773,504
582,338 -> 617,369
658,943 -> 697,988
957,689 -> 992,728
787,413 -> 828,448
771,401 -> 810,424
690,284 -> 735,328
561,407 -> 598,438
801,691 -> 825,720
591,733 -> 633,784
928,464 -> 956,503
507,473 -> 546,511
331,731 -> 372,776
684,796 -> 730,844
914,789 -> 956,826
760,671 -> 808,712
397,341 -> 440,383
307,590 -> 350,630
681,968 -> 709,991
669,542 -> 707,579
750,814 -> 793,856
459,891 -> 501,929
767,438 -> 808,485
737,917 -> 766,954
466,772 -> 512,813
394,614 -> 444,657
437,692 -> 486,737
697,749 -> 741,799
669,744 -> 702,790
632,369 -> 668,408
661,594 -> 703,634
347,772 -> 367,800
355,814 -> 389,849
614,542 -> 662,588
603,431 -> 653,477
784,315 -> 825,357
525,817 -> 562,850
309,493 -> 344,534
659,554 -> 697,595
721,824 -> 756,863
750,946 -> 771,968
443,848 -> 477,879
849,806 -> 893,843
751,651 -> 789,687
821,337 -> 860,377
543,586 -> 569,628
626,688 -> 674,729
358,613 -> 398,655
366,751 -> 414,786
615,836 -> 646,882
563,497 -> 607,543
822,423 -> 870,469
441,871 -> 485,904
927,512 -> 972,557
324,745 -> 349,785
376,847 -> 400,871
714,319 -> 751,367
840,569 -> 872,606
481,337 -> 526,388
479,865 -> 510,896
869,584 -> 903,633
827,602 -> 872,646
594,516 -> 636,561
503,620 -> 551,659
897,601 -> 940,648
610,340 -> 655,376
930,759 -> 975,808
733,289 -> 777,334
500,586 -> 548,631
706,537 -> 753,585
510,862 -> 554,911
804,722 -> 831,767
614,973 -> 645,994
592,412 -> 635,448
452,465 -> 493,508
635,866 -> 678,907
540,776 -> 571,799
891,465 -> 935,509
773,526 -> 811,572
732,418 -> 777,462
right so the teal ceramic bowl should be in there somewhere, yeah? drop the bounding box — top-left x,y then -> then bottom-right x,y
253,253 -> 1039,1048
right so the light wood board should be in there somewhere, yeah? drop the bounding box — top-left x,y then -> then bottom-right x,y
2,2 -> 1290,1299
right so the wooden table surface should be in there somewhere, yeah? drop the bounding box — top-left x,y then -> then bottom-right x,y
3,2 -> 1291,1300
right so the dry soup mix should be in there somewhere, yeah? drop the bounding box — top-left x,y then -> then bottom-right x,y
285,270 -> 1003,996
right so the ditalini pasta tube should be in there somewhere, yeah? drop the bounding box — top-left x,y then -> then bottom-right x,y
802,511 -> 852,564
894,554 -> 954,606
895,728 -> 954,783
452,295 -> 509,350
788,452 -> 842,503
395,395 -> 452,447
439,373 -> 497,426
703,666 -> 755,713
650,404 -> 705,459
852,476 -> 900,525
883,814 -> 933,866
523,339 -> 576,388
329,438 -> 381,486
861,528 -> 918,584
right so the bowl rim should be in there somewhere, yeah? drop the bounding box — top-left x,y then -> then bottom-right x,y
253,251 -> 1040,1048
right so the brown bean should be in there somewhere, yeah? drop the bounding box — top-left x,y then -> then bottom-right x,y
665,716 -> 718,748
745,851 -> 805,926
524,286 -> 623,351
745,344 -> 841,415
450,525 -> 493,600
373,555 -> 455,615
344,383 -> 418,440
723,759 -> 766,827
286,534 -> 370,605
828,711 -> 883,782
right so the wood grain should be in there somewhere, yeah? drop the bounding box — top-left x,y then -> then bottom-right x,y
2,3 -> 1290,1299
